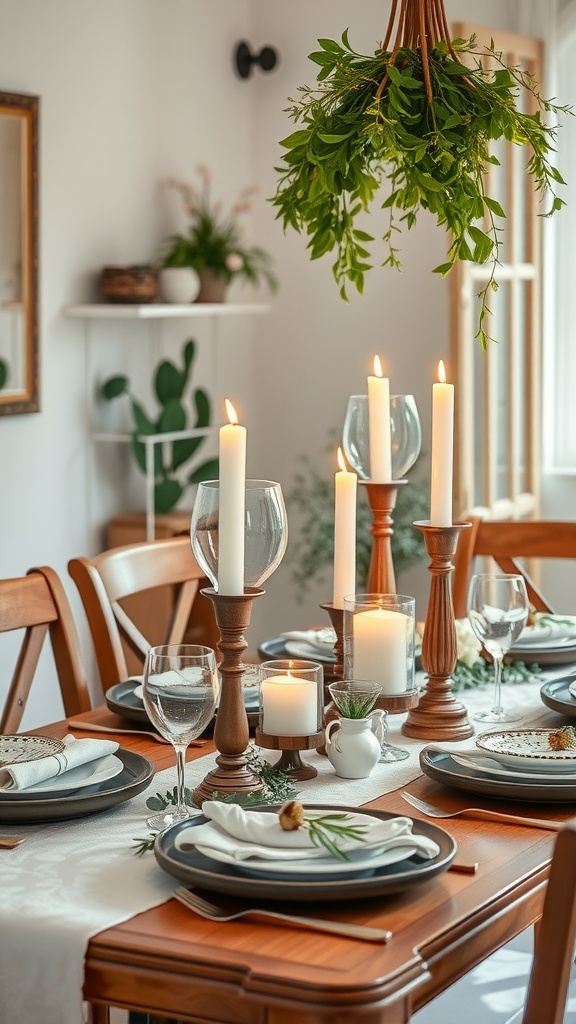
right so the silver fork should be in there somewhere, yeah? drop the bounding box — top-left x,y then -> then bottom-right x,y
173,887 -> 392,942
402,791 -> 565,830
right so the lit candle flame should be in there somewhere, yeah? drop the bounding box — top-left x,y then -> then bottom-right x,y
438,360 -> 447,384
337,447 -> 347,473
224,398 -> 238,425
373,355 -> 383,378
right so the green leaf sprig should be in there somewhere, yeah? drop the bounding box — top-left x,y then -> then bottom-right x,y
279,801 -> 368,861
272,31 -> 570,346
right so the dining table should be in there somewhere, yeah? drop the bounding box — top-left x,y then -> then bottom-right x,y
3,672 -> 576,1024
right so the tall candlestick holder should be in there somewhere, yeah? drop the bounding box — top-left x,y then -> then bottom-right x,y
317,603 -> 344,756
402,521 -> 473,740
361,480 -> 407,593
193,587 -> 265,804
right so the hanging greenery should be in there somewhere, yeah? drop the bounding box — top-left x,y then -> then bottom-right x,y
272,0 -> 570,346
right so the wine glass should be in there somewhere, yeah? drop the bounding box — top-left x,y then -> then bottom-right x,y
467,574 -> 529,724
142,643 -> 219,830
190,479 -> 288,589
342,394 -> 422,480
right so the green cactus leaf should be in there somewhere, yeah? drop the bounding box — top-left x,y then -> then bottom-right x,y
155,359 -> 185,404
131,399 -> 156,435
101,375 -> 128,400
188,457 -> 219,486
172,435 -> 203,471
155,478 -> 183,513
158,397 -> 186,433
183,339 -> 196,376
132,436 -> 164,476
0,359 -> 8,390
193,388 -> 211,428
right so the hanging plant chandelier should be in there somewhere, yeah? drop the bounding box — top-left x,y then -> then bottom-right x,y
272,0 -> 570,346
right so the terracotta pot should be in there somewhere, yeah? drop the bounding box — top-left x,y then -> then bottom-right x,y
196,268 -> 227,303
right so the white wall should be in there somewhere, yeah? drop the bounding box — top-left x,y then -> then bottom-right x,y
0,0 -> 517,727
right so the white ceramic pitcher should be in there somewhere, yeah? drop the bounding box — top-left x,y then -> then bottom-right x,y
324,710 -> 385,779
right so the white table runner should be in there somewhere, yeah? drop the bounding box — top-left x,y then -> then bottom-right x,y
0,676 -> 565,1024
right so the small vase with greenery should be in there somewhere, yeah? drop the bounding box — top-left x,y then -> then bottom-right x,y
161,165 -> 278,298
101,338 -> 218,514
271,0 -> 570,346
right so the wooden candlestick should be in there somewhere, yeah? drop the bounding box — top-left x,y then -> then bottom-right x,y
361,480 -> 407,593
193,587 -> 265,804
255,729 -> 324,781
402,521 -> 473,740
319,603 -> 344,682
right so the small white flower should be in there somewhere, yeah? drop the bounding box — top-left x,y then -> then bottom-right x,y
455,618 -> 482,667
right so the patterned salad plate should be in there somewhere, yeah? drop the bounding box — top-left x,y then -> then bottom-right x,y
0,735 -> 65,766
476,729 -> 576,772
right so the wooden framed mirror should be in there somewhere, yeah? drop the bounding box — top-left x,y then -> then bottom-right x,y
0,90 -> 39,414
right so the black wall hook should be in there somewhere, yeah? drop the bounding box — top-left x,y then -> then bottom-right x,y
234,40 -> 278,79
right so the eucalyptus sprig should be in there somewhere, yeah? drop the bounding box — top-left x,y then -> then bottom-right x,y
452,657 -> 541,692
272,31 -> 570,346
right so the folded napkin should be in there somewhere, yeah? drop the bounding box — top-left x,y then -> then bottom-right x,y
281,629 -> 336,661
174,800 -> 440,862
517,614 -> 576,646
0,735 -> 119,791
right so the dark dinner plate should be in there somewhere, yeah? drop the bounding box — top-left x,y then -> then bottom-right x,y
507,641 -> 576,666
0,749 -> 154,823
154,804 -> 456,902
420,748 -> 576,803
540,676 -> 576,720
105,679 -> 259,729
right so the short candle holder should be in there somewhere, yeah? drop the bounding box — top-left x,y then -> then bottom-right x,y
402,521 -> 473,741
193,587 -> 266,805
257,659 -> 324,780
361,480 -> 407,593
254,729 -> 324,781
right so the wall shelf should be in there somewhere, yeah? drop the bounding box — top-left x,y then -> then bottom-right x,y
66,301 -> 269,541
63,302 -> 269,319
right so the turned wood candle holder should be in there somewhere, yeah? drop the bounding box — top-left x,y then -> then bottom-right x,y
193,587 -> 266,804
402,521 -> 473,741
375,690 -> 420,715
255,729 -> 324,781
317,603 -> 343,756
361,480 -> 407,593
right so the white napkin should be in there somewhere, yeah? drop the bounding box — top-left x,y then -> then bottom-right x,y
0,734 -> 119,791
174,800 -> 440,861
517,614 -> 576,646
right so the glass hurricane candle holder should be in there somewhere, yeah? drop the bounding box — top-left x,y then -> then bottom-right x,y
190,479 -> 288,591
343,394 -> 422,481
255,659 -> 324,780
343,593 -> 416,695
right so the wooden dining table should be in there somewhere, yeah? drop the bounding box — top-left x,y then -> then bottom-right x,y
28,702 -> 572,1024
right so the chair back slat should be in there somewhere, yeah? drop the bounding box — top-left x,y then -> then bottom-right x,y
69,537 -> 213,691
452,519 -> 576,618
0,567 -> 91,733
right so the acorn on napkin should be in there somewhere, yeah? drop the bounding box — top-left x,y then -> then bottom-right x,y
174,800 -> 440,862
0,735 -> 119,791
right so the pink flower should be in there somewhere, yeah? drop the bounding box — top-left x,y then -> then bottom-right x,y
225,253 -> 244,272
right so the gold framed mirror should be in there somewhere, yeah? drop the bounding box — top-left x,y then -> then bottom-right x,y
0,90 -> 39,415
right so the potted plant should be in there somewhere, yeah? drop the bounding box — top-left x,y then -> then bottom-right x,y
101,338 -> 218,514
271,0 -> 570,346
160,165 -> 278,303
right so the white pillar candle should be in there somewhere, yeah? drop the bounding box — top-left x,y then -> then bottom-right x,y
217,399 -> 246,595
261,674 -> 319,736
430,360 -> 454,527
353,608 -> 407,694
368,355 -> 392,482
333,448 -> 357,609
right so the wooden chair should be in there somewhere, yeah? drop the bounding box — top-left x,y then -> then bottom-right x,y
68,536 -> 215,691
452,517 -> 576,618
0,566 -> 91,733
503,819 -> 576,1024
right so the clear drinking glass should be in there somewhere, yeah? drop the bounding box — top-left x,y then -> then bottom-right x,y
467,574 -> 529,724
190,479 -> 288,590
342,394 -> 422,480
142,643 -> 219,830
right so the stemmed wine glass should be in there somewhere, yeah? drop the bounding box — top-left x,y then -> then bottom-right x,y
467,574 -> 529,724
342,394 -> 422,480
142,643 -> 219,830
190,479 -> 288,590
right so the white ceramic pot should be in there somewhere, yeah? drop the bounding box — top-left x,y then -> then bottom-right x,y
159,267 -> 201,304
324,711 -> 385,779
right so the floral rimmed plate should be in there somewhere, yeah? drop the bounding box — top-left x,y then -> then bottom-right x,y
0,735 -> 65,766
476,729 -> 576,772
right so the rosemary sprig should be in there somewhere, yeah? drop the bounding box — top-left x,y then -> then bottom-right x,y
132,834 -> 157,856
279,801 -> 368,861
